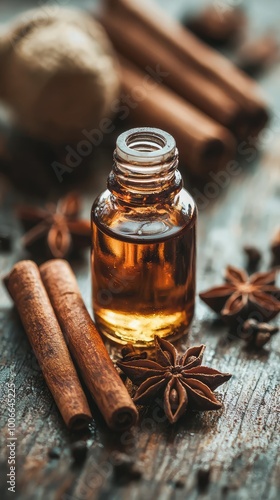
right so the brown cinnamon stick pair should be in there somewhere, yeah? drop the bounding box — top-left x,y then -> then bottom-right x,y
102,0 -> 269,136
4,260 -> 92,431
119,58 -> 236,175
4,260 -> 138,431
40,259 -> 138,431
101,13 -> 246,137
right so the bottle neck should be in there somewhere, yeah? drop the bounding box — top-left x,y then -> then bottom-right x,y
107,128 -> 182,205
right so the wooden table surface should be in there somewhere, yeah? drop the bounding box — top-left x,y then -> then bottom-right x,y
0,1 -> 280,499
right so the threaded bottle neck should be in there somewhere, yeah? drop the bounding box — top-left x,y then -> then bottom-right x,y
108,128 -> 182,204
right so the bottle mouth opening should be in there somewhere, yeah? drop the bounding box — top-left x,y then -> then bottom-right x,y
126,131 -> 166,152
116,127 -> 176,164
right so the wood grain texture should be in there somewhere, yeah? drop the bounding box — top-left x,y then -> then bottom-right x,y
0,1 -> 280,499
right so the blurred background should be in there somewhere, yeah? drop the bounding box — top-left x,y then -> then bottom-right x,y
0,0 -> 279,193
0,0 -> 279,299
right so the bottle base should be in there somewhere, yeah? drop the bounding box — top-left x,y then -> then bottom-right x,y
94,308 -> 192,347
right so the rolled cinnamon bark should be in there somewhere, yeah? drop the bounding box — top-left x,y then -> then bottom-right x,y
119,58 -> 236,175
40,259 -> 138,431
100,12 -> 247,137
104,0 -> 269,135
4,260 -> 92,431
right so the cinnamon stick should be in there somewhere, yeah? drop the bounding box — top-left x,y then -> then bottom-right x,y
40,259 -> 138,431
100,12 -> 247,137
104,0 -> 269,136
119,58 -> 236,175
4,260 -> 92,431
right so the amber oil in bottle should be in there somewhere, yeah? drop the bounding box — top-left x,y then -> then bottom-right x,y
91,128 -> 197,346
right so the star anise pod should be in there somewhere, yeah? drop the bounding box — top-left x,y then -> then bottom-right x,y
117,336 -> 231,424
242,319 -> 279,348
17,192 -> 91,258
199,265 -> 280,324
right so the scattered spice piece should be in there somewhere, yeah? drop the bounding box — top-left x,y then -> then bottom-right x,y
173,479 -> 185,489
271,229 -> 280,266
185,6 -> 246,45
48,447 -> 61,460
0,230 -> 12,252
167,478 -> 185,489
222,486 -> 229,496
243,245 -> 262,272
242,319 -> 279,348
121,344 -> 155,362
236,35 -> 279,76
197,468 -> 211,492
70,441 -> 88,465
121,344 -> 148,362
117,337 -> 231,424
199,266 -> 280,324
112,452 -> 141,485
17,192 -> 91,258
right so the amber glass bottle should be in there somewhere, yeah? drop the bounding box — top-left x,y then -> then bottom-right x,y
91,128 -> 197,346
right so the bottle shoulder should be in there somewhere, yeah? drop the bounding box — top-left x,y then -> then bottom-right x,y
92,188 -> 197,243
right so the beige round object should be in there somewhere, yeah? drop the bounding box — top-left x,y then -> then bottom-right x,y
0,8 -> 120,142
